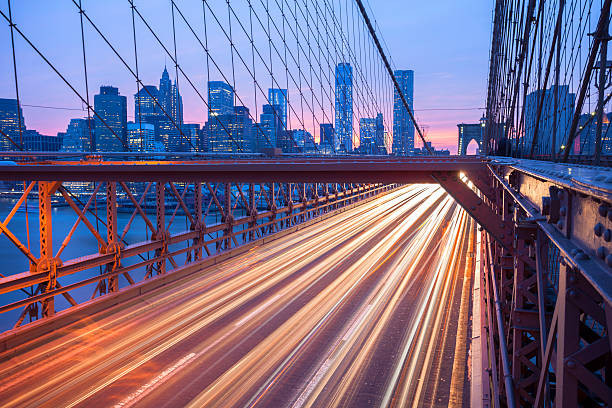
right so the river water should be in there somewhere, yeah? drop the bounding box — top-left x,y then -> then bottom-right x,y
0,200 -> 230,332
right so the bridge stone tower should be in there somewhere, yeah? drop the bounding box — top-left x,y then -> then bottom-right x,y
457,116 -> 485,155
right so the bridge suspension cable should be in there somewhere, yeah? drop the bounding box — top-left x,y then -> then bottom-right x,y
485,0 -> 612,164
1,0 -> 417,156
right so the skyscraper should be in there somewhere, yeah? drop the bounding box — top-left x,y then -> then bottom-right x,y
393,70 -> 414,155
94,86 -> 127,152
268,88 -> 288,130
159,67 -> 182,123
359,117 -> 377,155
182,123 -> 201,153
375,113 -> 385,154
208,81 -> 234,118
134,85 -> 161,124
335,63 -> 353,153
127,122 -> 155,152
525,85 -> 575,156
319,123 -> 334,153
156,68 -> 184,151
259,104 -> 283,149
62,118 -> 94,152
207,106 -> 254,153
0,98 -> 25,151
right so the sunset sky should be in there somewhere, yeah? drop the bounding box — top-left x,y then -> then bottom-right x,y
0,0 -> 492,154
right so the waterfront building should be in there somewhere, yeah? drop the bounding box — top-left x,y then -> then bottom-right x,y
0,98 -> 25,151
23,129 -> 62,151
62,118 -> 94,152
127,122 -> 155,152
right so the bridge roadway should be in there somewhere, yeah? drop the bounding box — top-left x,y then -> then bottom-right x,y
0,185 -> 474,408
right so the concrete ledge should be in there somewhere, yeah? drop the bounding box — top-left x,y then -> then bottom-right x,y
0,186 -> 398,354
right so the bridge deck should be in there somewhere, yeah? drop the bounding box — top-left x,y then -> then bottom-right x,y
0,185 -> 475,407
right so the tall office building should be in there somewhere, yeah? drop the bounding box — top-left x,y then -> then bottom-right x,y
575,112 -> 612,155
335,63 -> 353,153
0,98 -> 25,151
268,88 -> 288,130
158,67 -> 183,124
319,123 -> 334,153
94,86 -> 127,152
62,118 -> 94,152
156,68 -> 184,151
393,70 -> 414,155
259,104 -> 283,149
127,122 -> 155,152
207,106 -> 254,153
208,81 -> 234,118
359,113 -> 384,155
375,113 -> 385,154
359,117 -> 377,154
134,85 -> 161,124
182,123 -> 201,152
525,85 -> 575,156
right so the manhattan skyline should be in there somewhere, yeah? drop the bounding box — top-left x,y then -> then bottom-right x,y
0,0 -> 491,154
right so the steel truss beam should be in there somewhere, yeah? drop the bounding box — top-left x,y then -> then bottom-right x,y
0,179 -> 395,332
480,159 -> 612,407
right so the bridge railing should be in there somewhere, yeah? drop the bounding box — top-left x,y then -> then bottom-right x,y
0,172 -> 394,336
477,159 -> 612,407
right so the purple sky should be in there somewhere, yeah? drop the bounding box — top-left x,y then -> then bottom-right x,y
1,0 -> 492,154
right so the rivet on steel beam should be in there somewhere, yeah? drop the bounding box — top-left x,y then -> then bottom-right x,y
599,204 -> 609,217
566,359 -> 576,369
607,209 -> 612,221
606,254 -> 612,267
560,206 -> 567,217
568,274 -> 577,283
606,229 -> 612,242
597,246 -> 606,259
557,220 -> 564,230
567,289 -> 577,298
595,223 -> 604,236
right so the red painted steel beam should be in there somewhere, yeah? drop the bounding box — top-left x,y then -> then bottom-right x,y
0,158 -> 486,183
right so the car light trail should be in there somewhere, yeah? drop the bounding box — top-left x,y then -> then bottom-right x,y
0,185 -> 474,407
